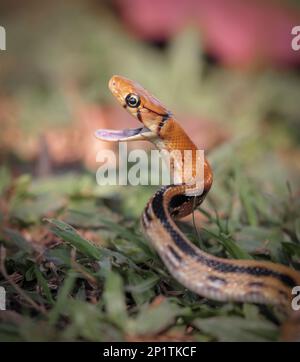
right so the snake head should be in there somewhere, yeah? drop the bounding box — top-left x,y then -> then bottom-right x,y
95,75 -> 171,142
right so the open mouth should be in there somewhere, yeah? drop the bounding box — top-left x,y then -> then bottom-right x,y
95,126 -> 155,142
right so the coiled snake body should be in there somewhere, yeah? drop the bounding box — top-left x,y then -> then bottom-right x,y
96,75 -> 300,341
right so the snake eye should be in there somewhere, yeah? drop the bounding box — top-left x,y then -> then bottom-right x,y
125,93 -> 141,108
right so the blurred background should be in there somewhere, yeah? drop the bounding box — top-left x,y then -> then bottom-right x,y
0,0 -> 300,227
0,0 -> 300,178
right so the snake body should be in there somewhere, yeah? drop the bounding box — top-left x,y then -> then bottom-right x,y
96,75 -> 300,340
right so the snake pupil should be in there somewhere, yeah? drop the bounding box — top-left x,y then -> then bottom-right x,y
125,93 -> 141,108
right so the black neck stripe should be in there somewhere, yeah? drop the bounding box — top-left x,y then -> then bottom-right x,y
150,187 -> 297,289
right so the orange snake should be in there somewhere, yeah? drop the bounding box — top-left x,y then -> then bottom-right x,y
95,75 -> 300,341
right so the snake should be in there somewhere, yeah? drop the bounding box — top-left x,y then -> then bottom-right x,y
95,75 -> 300,341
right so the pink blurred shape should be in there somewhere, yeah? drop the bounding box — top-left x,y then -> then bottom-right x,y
116,0 -> 191,40
116,0 -> 300,67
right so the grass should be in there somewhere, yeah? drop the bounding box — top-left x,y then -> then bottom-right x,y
0,142 -> 299,342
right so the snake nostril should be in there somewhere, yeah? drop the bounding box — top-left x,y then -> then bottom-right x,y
109,77 -> 117,89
